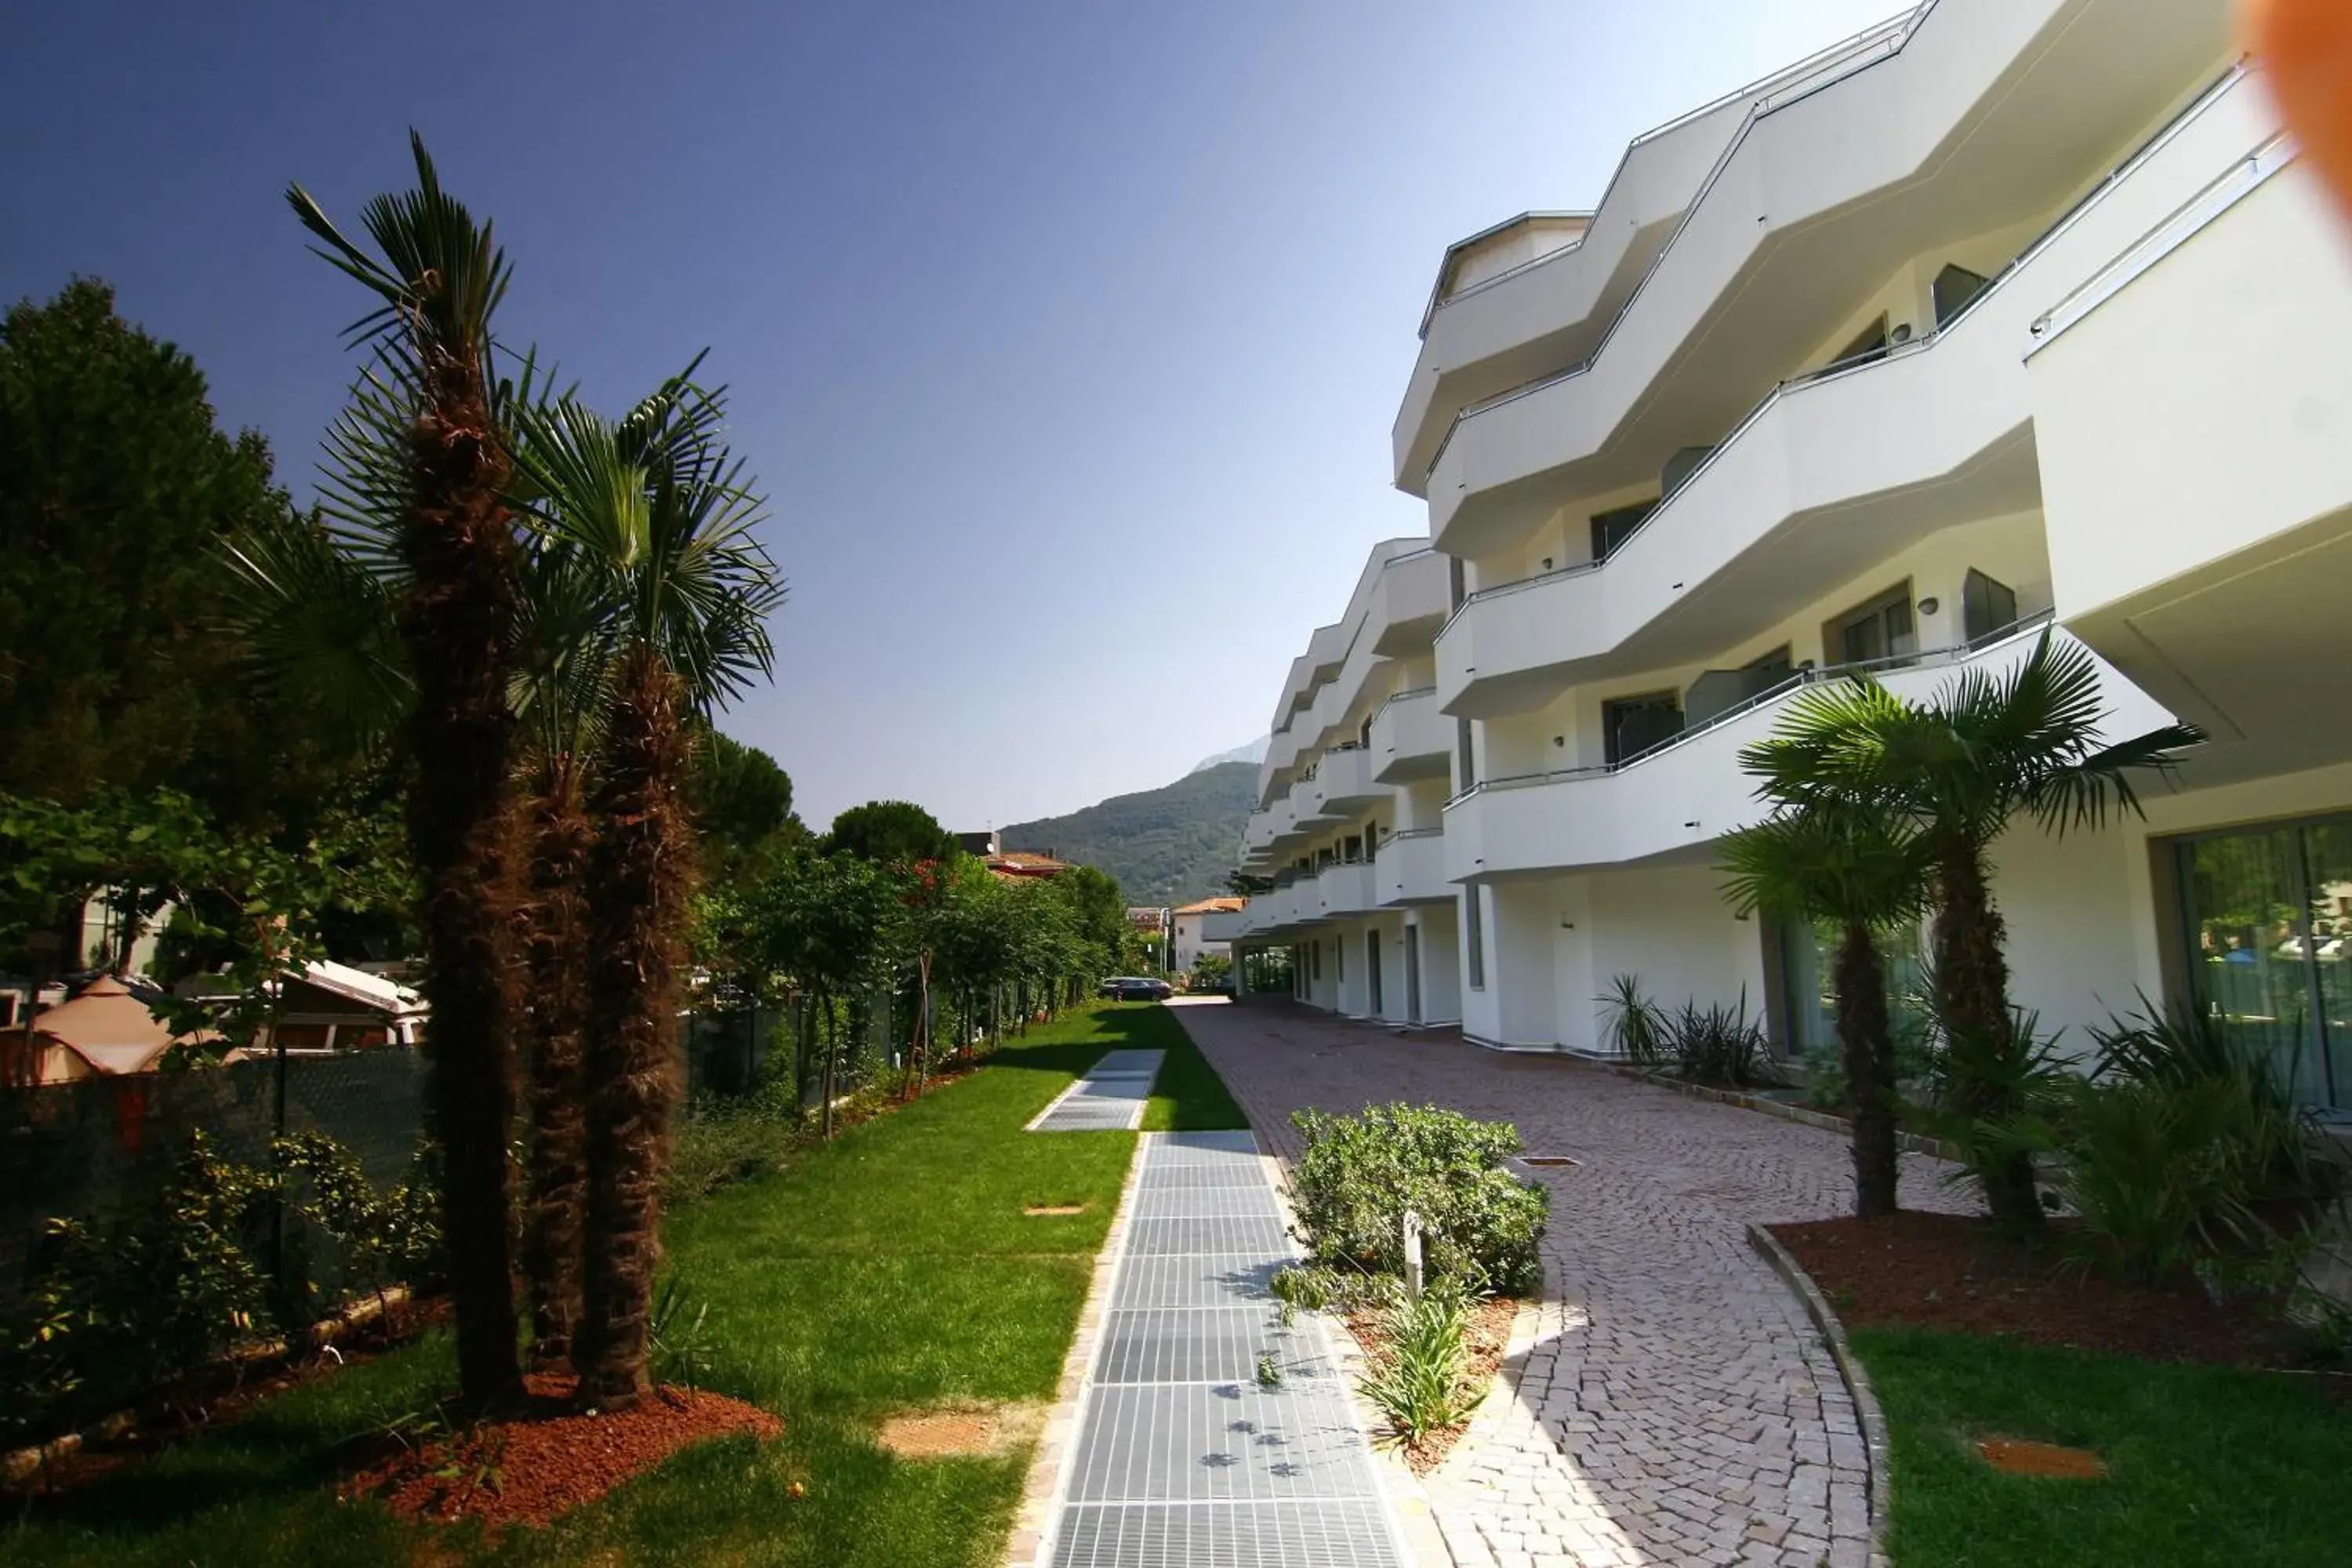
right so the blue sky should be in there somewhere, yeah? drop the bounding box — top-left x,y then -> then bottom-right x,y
2,0 -> 1897,833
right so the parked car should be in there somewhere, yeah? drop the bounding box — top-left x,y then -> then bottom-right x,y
1113,977 -> 1171,1002
1097,976 -> 1130,999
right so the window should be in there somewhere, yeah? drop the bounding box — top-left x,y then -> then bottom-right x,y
1933,263 -> 1992,327
1455,717 -> 1476,793
1465,886 -> 1485,990
1334,935 -> 1344,983
1310,942 -> 1321,982
2174,815 -> 2352,1109
1835,586 -> 1917,665
1342,833 -> 1363,862
1831,312 -> 1889,368
1603,691 -> 1684,767
1774,915 -> 1927,1063
1589,499 -> 1657,563
1661,446 -> 1715,499
1447,556 -> 1467,612
1961,568 -> 2019,644
1359,715 -> 1374,749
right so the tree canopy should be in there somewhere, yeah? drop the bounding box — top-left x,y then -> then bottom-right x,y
822,799 -> 957,866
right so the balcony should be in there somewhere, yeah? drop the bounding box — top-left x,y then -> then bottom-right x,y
1301,746 -> 1383,818
1315,858 -> 1380,920
1418,1 -> 2231,558
1431,67 -> 2271,719
1200,909 -> 1247,946
1392,13 -> 1923,488
1442,621 -> 2176,880
1377,829 -> 1450,906
1370,687 -> 1449,783
2030,132 -> 2352,781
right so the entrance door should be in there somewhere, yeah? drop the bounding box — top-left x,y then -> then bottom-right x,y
1366,931 -> 1383,1018
2177,816 -> 2350,1109
1404,926 -> 1423,1025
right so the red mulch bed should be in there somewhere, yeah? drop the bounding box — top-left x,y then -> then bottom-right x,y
1341,1294 -> 1516,1475
1771,1210 -> 2316,1367
342,1371 -> 779,1531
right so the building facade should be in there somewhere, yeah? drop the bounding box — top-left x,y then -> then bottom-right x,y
1229,0 -> 2352,1115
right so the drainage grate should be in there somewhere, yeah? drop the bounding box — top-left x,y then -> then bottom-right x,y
1126,1214 -> 1292,1258
1050,1500 -> 1403,1568
1110,1254 -> 1281,1310
1095,1309 -> 1319,1385
1517,1155 -> 1578,1167
1135,1163 -> 1271,1190
1130,1185 -> 1285,1221
1031,1051 -> 1165,1133
1065,1384 -> 1380,1502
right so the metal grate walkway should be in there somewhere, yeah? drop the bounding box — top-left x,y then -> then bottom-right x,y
1030,1049 -> 1165,1132
1041,1130 -> 1406,1567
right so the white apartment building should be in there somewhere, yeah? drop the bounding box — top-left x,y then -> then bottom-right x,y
1224,0 -> 2352,1116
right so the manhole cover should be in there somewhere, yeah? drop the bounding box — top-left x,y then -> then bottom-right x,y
1977,1438 -> 2107,1479
1519,1155 -> 1577,1167
1025,1204 -> 1087,1217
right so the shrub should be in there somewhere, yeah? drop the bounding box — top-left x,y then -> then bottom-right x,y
1661,992 -> 1780,1088
664,1089 -> 800,1207
1356,1278 -> 1485,1447
1290,1104 -> 1547,1294
1597,975 -> 1671,1069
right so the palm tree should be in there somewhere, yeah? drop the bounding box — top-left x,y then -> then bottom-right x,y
1720,805 -> 1931,1217
289,136 -> 527,1406
1741,633 -> 2201,1225
510,376 -> 782,1408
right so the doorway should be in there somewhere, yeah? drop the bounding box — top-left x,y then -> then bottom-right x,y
1405,925 -> 1423,1025
1366,930 -> 1383,1018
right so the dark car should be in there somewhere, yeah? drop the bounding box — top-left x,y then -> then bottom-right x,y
1097,976 -> 1129,999
1115,977 -> 1171,1002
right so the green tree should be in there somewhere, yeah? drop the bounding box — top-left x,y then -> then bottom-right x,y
823,799 -> 956,866
509,374 -> 783,1409
1720,806 -> 1932,1216
1047,862 -> 1127,983
0,279 -> 351,831
684,729 -> 803,883
289,136 -> 531,1406
1740,633 -> 2201,1226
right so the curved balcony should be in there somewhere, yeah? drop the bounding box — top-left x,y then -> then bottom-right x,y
1421,0 -> 2230,557
1377,829 -> 1450,907
1371,687 -> 1449,782
1442,621 -> 2175,881
1315,858 -> 1380,920
1432,67 -> 2270,719
1393,13 -> 1914,485
1301,746 -> 1383,819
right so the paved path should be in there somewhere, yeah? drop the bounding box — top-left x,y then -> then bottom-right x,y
1170,999 -> 1968,1568
1042,1127 -> 1408,1567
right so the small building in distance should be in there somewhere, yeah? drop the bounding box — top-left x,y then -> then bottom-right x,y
1171,898 -> 1244,973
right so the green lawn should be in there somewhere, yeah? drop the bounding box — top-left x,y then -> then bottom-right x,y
1855,1327 -> 2352,1568
2,1002 -> 1246,1568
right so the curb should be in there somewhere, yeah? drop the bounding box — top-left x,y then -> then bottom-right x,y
1746,1223 -> 1893,1568
1002,1124 -> 1152,1568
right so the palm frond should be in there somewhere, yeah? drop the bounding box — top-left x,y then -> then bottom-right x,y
287,132 -> 510,359
1718,804 -> 1932,927
2027,721 -> 2205,835
214,508 -> 408,757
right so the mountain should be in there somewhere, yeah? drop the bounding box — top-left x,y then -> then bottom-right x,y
1003,761 -> 1257,907
1189,736 -> 1269,773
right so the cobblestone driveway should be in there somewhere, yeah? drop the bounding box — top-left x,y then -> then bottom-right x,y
1171,999 -> 1970,1568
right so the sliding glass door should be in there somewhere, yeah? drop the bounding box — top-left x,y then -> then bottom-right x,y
2176,815 -> 2350,1110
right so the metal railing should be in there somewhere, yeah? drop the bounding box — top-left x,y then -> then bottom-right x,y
1418,5 -> 1933,338
1431,63 -> 2254,645
1443,612 -> 2055,808
1421,2 -> 1947,474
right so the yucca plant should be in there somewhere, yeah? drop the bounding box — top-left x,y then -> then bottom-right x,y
1357,1280 -> 1485,1449
1596,974 -> 1670,1069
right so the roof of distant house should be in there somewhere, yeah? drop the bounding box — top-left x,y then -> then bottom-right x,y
1,974 -> 217,1075
985,851 -> 1069,879
1172,897 -> 1246,915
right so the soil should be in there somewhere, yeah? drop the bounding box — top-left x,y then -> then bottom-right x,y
1770,1210 -> 2318,1367
342,1370 -> 779,1531
1341,1294 -> 1517,1476
1976,1437 -> 2107,1479
1022,1204 -> 1087,1217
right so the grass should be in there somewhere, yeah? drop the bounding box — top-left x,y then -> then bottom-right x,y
1,1002 -> 1249,1568
1853,1326 -> 2352,1567
1128,1002 -> 1248,1131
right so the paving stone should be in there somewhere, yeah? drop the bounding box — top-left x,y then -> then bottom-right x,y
1171,1002 -> 1977,1568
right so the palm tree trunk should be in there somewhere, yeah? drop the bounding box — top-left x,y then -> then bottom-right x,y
1933,836 -> 2041,1227
521,760 -> 591,1364
575,648 -> 691,1409
401,357 -> 524,1410
1834,920 -> 1900,1218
